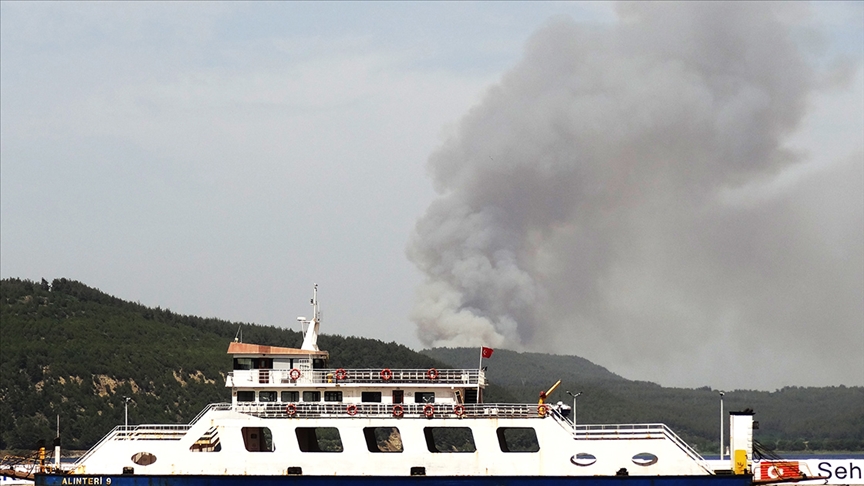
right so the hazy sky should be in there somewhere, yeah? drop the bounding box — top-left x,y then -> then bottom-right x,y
2,2 -> 861,391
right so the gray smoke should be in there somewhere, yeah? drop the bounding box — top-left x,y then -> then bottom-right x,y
407,3 -> 863,388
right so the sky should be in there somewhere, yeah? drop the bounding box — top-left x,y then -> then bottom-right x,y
1,2 -> 862,391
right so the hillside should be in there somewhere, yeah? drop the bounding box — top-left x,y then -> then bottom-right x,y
1,278 -> 862,454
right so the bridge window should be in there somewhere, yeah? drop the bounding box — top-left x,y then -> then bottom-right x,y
233,358 -> 252,370
364,427 -> 402,453
237,391 -> 255,402
281,391 -> 299,402
302,391 -> 321,402
324,391 -> 343,402
241,427 -> 273,452
424,427 -> 476,453
259,391 -> 277,402
296,427 -> 343,452
415,392 -> 435,404
362,392 -> 382,402
497,427 -> 539,452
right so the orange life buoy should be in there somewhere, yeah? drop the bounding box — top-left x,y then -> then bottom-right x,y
289,368 -> 301,380
285,404 -> 297,416
537,404 -> 548,417
423,404 -> 435,418
426,368 -> 439,380
392,404 -> 404,417
380,368 -> 393,381
334,368 -> 348,380
346,404 -> 358,416
454,404 -> 465,417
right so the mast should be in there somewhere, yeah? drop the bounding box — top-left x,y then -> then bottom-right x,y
300,284 -> 320,351
54,415 -> 60,468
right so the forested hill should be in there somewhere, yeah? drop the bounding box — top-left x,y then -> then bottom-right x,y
1,278 -> 862,454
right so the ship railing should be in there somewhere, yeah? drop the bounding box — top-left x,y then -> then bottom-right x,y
571,423 -> 712,472
655,424 -> 712,472
233,402 -> 548,419
73,426 -> 123,466
189,402 -> 232,424
115,424 -> 190,440
227,368 -> 484,387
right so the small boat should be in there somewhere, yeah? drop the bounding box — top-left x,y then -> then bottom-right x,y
33,286 -> 800,485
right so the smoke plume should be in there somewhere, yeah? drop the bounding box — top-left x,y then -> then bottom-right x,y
407,3 -> 863,389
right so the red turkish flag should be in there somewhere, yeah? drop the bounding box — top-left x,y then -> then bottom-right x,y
481,347 -> 494,358
760,461 -> 801,480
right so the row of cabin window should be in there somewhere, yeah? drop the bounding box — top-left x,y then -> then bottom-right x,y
237,391 -> 436,404
231,426 -> 539,454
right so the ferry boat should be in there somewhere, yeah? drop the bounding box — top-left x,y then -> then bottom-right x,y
32,286 -> 813,486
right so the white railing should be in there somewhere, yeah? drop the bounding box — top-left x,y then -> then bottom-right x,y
233,402 -> 548,419
573,423 -> 669,439
114,424 -> 189,441
227,368 -> 484,387
189,402 -> 232,424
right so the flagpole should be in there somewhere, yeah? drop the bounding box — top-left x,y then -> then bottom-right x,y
478,347 -> 483,404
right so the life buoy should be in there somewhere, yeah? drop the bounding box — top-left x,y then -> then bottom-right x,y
346,404 -> 358,416
392,404 -> 404,417
423,404 -> 435,418
537,404 -> 548,417
426,368 -> 439,380
454,404 -> 465,417
380,368 -> 393,381
285,404 -> 297,416
289,368 -> 301,380
334,368 -> 348,380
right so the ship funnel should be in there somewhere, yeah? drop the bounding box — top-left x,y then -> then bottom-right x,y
300,284 -> 320,351
729,410 -> 755,474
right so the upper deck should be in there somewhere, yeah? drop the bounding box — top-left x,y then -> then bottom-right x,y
226,340 -> 488,391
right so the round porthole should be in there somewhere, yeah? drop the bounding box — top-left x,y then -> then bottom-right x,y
632,452 -> 658,466
131,452 -> 157,466
570,453 -> 597,466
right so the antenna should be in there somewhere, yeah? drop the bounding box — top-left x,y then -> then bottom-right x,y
234,324 -> 242,343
